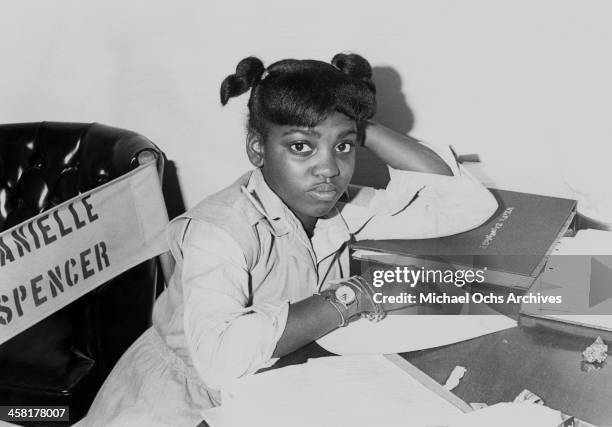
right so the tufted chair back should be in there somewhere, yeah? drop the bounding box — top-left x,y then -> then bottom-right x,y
0,122 -> 165,424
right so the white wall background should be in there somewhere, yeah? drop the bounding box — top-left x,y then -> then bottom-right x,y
2,0 -> 611,221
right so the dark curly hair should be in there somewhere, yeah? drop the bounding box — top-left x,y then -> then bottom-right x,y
220,53 -> 377,141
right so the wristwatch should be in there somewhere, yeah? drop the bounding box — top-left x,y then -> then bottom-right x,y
319,284 -> 357,328
334,285 -> 357,310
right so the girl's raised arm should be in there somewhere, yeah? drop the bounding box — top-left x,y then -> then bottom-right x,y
363,121 -> 453,176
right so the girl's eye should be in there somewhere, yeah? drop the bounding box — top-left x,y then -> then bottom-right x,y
335,141 -> 355,153
290,142 -> 313,153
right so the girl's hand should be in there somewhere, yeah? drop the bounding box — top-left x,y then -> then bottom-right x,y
337,274 -> 418,320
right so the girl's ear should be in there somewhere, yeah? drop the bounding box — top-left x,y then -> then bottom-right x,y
246,133 -> 265,167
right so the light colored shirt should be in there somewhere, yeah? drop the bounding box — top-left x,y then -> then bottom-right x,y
84,142 -> 497,426
153,143 -> 496,395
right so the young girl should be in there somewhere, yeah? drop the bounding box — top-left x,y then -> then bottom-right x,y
84,53 -> 496,426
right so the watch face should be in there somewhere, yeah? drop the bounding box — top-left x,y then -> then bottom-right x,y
335,285 -> 356,305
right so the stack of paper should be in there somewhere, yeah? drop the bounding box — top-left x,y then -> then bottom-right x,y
552,229 -> 612,255
210,355 -> 464,427
203,355 -> 568,427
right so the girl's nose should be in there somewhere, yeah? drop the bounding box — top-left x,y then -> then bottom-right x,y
313,152 -> 340,179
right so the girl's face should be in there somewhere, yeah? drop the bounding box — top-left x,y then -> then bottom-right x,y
249,112 -> 357,233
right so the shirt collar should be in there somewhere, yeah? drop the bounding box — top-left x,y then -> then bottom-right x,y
241,168 -> 351,259
311,206 -> 352,262
241,168 -> 294,237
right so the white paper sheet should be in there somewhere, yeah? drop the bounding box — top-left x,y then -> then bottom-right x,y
316,315 -> 516,355
553,229 -> 612,255
209,355 -> 464,427
448,402 -> 562,427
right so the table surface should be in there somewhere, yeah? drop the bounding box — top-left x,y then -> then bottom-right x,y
276,322 -> 612,426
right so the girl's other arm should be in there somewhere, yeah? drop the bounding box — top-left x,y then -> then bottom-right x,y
273,277 -> 408,357
272,295 -> 342,357
363,121 -> 453,176
272,295 -> 350,357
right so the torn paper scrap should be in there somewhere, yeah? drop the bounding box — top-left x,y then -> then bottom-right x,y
513,389 -> 544,405
582,336 -> 608,364
443,366 -> 467,391
469,402 -> 488,410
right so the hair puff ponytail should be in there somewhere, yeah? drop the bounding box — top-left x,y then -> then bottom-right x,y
220,57 -> 265,105
331,53 -> 375,93
220,53 -> 377,140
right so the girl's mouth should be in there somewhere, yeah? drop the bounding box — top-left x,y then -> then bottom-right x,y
308,183 -> 338,202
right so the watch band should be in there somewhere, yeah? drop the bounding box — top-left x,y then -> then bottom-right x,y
318,290 -> 349,327
346,276 -> 386,323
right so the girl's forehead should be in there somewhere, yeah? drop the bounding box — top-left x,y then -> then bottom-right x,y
268,112 -> 357,136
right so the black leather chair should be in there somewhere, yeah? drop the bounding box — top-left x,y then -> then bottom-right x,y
0,122 -> 166,424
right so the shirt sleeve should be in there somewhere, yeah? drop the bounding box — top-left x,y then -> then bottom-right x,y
170,218 -> 289,392
339,141 -> 499,240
